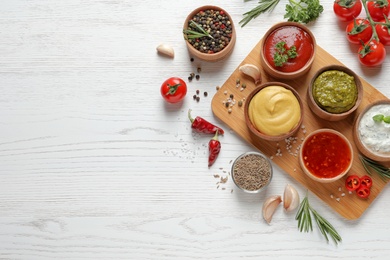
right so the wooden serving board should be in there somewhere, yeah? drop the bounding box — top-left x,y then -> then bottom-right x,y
211,39 -> 389,220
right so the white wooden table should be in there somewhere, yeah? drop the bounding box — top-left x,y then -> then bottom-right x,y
1,0 -> 390,259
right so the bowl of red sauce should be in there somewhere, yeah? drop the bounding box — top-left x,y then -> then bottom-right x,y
299,129 -> 353,183
260,22 -> 316,80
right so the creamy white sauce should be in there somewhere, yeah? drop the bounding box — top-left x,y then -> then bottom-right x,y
358,104 -> 390,156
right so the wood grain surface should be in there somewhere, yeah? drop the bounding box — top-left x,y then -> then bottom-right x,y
212,42 -> 389,220
2,0 -> 390,259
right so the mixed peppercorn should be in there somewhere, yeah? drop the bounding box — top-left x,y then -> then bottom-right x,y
184,9 -> 233,54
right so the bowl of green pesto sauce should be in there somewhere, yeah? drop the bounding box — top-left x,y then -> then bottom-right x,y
308,65 -> 363,121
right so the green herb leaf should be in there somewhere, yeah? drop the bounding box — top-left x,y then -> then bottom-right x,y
373,114 -> 385,122
284,0 -> 324,24
372,114 -> 390,124
295,192 -> 342,245
273,41 -> 297,67
359,154 -> 390,179
183,21 -> 214,40
239,0 -> 281,27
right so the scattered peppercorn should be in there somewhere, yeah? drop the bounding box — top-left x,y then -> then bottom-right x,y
230,94 -> 234,99
191,58 -> 194,62
197,67 -> 202,73
238,100 -> 243,107
196,96 -> 200,102
196,75 -> 200,80
188,76 -> 193,81
193,95 -> 197,100
196,89 -> 200,95
236,79 -> 240,84
204,92 -> 208,97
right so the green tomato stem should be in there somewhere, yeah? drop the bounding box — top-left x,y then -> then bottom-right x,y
362,0 -> 380,42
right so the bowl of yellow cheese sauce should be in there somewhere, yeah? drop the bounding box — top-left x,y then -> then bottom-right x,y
244,82 -> 303,142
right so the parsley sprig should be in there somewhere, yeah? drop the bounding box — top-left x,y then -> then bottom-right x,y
296,192 -> 342,245
273,41 -> 297,67
284,0 -> 324,24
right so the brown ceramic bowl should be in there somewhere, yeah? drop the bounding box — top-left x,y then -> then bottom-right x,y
183,5 -> 236,62
299,129 -> 353,183
244,82 -> 304,142
353,100 -> 390,167
308,65 -> 363,121
259,22 -> 316,80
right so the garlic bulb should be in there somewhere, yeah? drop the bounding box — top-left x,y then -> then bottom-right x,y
156,44 -> 175,58
283,184 -> 300,212
239,64 -> 261,85
262,195 -> 282,224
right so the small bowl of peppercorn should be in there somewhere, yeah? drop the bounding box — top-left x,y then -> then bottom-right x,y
183,5 -> 236,62
259,22 -> 316,80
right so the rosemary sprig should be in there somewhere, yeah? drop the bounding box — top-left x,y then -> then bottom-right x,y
183,21 -> 214,40
239,0 -> 281,27
295,192 -> 342,245
359,154 -> 390,180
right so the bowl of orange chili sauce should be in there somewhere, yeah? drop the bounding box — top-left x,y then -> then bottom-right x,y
299,128 -> 353,183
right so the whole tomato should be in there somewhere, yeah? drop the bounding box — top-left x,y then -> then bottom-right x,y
346,18 -> 373,44
367,0 -> 390,22
376,19 -> 390,45
160,77 -> 187,103
334,0 -> 363,22
358,39 -> 386,66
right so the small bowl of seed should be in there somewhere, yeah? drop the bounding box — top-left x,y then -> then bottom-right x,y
183,5 -> 236,62
231,151 -> 273,193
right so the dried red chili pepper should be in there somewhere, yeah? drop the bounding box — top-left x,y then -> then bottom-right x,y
188,109 -> 224,135
208,130 -> 221,167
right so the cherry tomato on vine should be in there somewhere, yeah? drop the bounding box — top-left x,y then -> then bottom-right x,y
346,19 -> 373,44
358,39 -> 386,66
160,77 -> 187,103
356,185 -> 371,199
345,175 -> 361,191
360,175 -> 373,188
376,19 -> 390,45
367,0 -> 390,22
334,0 -> 363,22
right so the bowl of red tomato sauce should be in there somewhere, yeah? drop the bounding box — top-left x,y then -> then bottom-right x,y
260,22 -> 316,80
299,129 -> 353,183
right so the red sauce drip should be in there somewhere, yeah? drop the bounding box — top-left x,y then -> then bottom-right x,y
264,26 -> 314,72
302,132 -> 351,179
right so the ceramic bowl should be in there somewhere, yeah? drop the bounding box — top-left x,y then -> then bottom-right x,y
231,151 -> 273,193
244,82 -> 304,142
307,65 -> 363,121
183,5 -> 236,62
299,129 -> 354,183
353,100 -> 390,167
259,22 -> 316,80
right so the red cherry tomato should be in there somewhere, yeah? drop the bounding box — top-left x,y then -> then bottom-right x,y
334,0 -> 363,22
346,19 -> 373,44
358,39 -> 386,66
360,175 -> 373,188
345,175 -> 361,191
356,185 -> 371,199
376,19 -> 390,45
367,0 -> 390,22
160,77 -> 187,103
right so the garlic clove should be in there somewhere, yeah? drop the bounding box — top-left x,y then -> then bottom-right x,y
156,44 -> 175,58
283,184 -> 300,212
262,195 -> 282,224
239,64 -> 262,85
